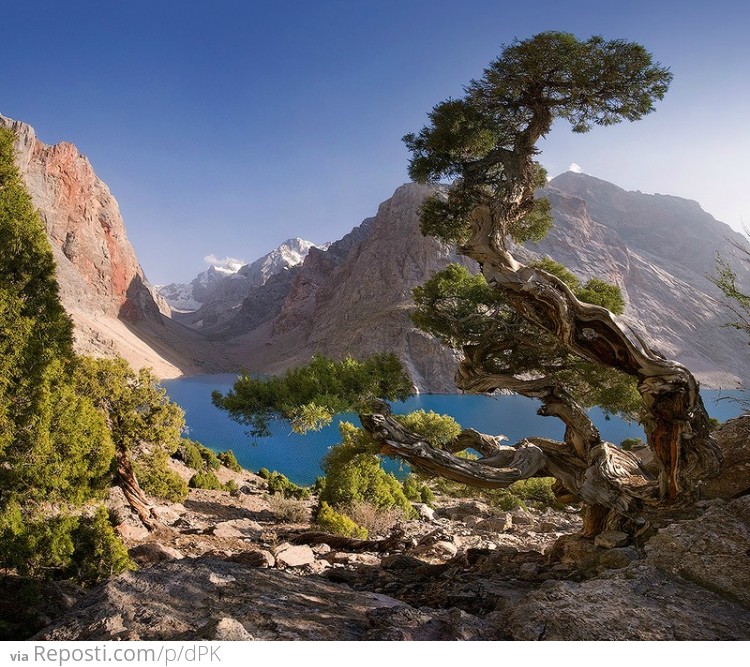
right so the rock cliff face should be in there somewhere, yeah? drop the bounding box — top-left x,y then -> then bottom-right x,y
225,184 -> 470,392
215,176 -> 750,390
1,114 -> 223,378
529,173 -> 750,387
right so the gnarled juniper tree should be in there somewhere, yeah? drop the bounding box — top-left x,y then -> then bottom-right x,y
215,32 -> 722,537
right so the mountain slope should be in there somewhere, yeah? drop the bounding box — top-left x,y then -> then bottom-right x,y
529,173 -> 750,387
167,238 -> 320,330
1,114 -> 225,378
218,177 -> 750,390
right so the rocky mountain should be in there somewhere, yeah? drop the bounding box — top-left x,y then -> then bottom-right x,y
528,172 -> 750,387
163,238 -> 320,329
222,183 -> 471,391
1,114 -> 225,378
203,176 -> 750,391
5,111 -> 748,390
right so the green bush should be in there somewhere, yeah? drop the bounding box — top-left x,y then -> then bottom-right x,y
0,504 -> 132,583
319,422 -> 416,517
509,477 -> 556,504
0,504 -> 78,577
432,475 -> 559,510
218,449 -> 242,472
402,474 -> 435,506
177,439 -> 221,471
134,448 -> 188,502
223,479 -> 239,494
257,468 -> 310,499
188,470 -> 223,491
72,507 -> 134,584
316,501 -> 368,539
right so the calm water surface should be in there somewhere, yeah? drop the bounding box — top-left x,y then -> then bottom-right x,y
161,373 -> 745,486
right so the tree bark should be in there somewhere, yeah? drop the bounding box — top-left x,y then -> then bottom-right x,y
460,205 -> 723,504
359,401 -> 656,522
116,452 -> 157,529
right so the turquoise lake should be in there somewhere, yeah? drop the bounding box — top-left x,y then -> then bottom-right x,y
161,374 -> 745,486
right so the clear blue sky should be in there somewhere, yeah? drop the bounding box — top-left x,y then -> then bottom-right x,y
2,1 -> 748,284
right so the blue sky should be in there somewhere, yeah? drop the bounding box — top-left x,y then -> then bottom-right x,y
2,1 -> 748,284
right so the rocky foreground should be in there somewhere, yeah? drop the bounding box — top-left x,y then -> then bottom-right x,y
25,418 -> 750,641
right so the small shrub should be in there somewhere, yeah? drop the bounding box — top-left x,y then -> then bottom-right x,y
218,450 -> 242,472
222,479 -> 239,494
402,475 -> 435,506
188,470 -> 223,490
509,477 -> 556,505
72,507 -> 134,584
345,500 -> 404,536
420,485 -> 436,505
257,469 -> 310,499
268,495 -> 309,523
316,502 -> 367,539
134,448 -> 188,502
177,439 -> 220,471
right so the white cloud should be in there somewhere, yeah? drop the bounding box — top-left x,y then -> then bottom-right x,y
203,254 -> 245,274
568,163 -> 582,174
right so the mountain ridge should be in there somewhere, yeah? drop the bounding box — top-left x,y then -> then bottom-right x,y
4,112 -> 748,390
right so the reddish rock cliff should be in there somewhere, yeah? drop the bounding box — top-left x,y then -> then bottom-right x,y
1,114 -> 223,377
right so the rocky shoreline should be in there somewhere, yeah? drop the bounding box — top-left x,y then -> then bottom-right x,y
26,424 -> 750,640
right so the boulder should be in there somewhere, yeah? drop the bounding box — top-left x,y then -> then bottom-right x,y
128,543 -> 184,566
475,514 -> 513,533
211,519 -> 263,539
274,544 -> 316,569
645,496 -> 750,606
226,550 -> 275,568
197,617 -> 254,641
594,530 -> 629,549
701,416 -> 750,499
508,565 -> 750,640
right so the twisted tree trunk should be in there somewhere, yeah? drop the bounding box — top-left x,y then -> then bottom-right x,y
116,453 -> 157,529
358,217 -> 722,534
462,205 -> 722,503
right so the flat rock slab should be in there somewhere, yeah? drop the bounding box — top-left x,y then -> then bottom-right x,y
274,543 -> 316,568
507,565 -> 750,640
646,496 -> 750,606
33,558 -> 410,641
211,519 -> 263,539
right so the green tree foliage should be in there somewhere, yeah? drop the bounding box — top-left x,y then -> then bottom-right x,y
0,504 -> 133,582
257,468 -> 310,499
712,253 -> 750,336
0,128 -> 133,582
134,448 -> 188,502
218,449 -> 242,472
413,262 -> 640,419
316,501 -> 368,539
71,507 -> 135,584
0,128 -> 74,454
188,470 -> 223,491
317,421 -> 416,517
212,354 -> 413,437
72,357 -> 184,458
177,438 -> 221,471
404,32 -> 670,247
